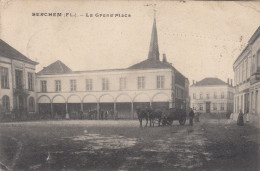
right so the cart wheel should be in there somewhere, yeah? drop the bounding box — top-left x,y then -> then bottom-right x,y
179,117 -> 186,125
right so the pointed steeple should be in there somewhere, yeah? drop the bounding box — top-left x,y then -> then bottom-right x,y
148,15 -> 159,60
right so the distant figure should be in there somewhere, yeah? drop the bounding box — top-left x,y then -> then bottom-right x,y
100,110 -> 104,120
189,108 -> 195,126
237,110 -> 244,126
79,110 -> 83,120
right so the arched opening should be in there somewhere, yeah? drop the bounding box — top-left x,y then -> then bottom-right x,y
133,93 -> 151,119
67,95 -> 81,119
38,95 -> 51,118
99,94 -> 114,120
115,94 -> 132,119
82,95 -> 98,119
152,93 -> 170,109
52,95 -> 66,119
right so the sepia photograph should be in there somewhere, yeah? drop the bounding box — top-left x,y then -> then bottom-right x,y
0,0 -> 260,170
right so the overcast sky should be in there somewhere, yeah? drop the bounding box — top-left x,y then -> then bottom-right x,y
1,1 -> 260,83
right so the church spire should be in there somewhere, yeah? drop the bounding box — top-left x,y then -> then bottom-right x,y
148,13 -> 159,60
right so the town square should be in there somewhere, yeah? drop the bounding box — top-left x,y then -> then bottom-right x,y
0,1 -> 260,170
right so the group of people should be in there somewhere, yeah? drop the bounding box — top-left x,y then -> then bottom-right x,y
188,108 -> 199,126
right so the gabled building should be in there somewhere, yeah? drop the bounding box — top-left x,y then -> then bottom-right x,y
232,26 -> 260,126
36,17 -> 189,119
0,39 -> 38,119
190,77 -> 234,116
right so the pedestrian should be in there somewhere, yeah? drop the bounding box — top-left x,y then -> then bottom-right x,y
237,110 -> 244,126
189,108 -> 195,126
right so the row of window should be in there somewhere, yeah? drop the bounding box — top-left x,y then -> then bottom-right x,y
193,103 -> 225,111
1,95 -> 35,113
41,76 -> 165,92
193,92 -> 232,100
234,49 -> 260,86
1,67 -> 34,91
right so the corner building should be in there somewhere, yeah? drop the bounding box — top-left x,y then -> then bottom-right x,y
36,18 -> 189,119
0,40 -> 38,119
233,26 -> 260,126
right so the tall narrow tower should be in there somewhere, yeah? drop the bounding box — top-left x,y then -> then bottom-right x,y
148,15 -> 160,61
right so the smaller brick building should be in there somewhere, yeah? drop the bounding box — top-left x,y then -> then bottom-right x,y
190,78 -> 234,116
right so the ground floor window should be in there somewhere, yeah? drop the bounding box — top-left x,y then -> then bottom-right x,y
2,95 -> 10,112
199,103 -> 203,111
213,103 -> 217,111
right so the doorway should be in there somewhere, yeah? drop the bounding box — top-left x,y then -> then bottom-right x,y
206,102 -> 211,113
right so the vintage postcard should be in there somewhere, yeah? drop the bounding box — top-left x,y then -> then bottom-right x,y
0,0 -> 260,170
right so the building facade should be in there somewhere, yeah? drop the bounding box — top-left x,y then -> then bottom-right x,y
0,17 -> 189,120
233,26 -> 260,126
190,78 -> 234,116
0,40 -> 38,120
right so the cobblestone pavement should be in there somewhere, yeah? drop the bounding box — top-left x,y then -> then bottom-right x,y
0,119 -> 259,170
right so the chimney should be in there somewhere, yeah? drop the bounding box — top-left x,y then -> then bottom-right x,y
227,78 -> 229,85
231,79 -> 233,86
162,54 -> 167,63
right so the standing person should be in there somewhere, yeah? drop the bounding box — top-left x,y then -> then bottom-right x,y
237,110 -> 244,126
189,108 -> 195,126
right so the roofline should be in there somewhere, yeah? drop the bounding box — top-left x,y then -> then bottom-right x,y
36,67 -> 172,75
1,55 -> 39,65
233,44 -> 249,66
248,26 -> 260,44
233,26 -> 260,66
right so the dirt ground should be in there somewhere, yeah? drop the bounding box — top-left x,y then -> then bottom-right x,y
0,119 -> 259,171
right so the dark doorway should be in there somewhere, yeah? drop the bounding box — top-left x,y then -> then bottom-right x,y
206,102 -> 211,113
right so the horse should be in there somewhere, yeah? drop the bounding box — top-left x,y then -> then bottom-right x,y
136,107 -> 149,127
146,107 -> 163,127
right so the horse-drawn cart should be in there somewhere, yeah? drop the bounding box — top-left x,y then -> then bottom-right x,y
161,108 -> 187,126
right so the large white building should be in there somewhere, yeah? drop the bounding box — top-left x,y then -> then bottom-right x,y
233,26 -> 260,126
0,39 -> 38,120
190,78 -> 234,116
0,18 -> 189,120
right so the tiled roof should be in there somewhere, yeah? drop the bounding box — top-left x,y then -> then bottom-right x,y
192,77 -> 227,86
128,58 -> 173,70
37,60 -> 72,75
0,39 -> 38,65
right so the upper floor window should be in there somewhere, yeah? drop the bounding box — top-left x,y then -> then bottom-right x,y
214,92 -> 217,99
206,93 -> 210,99
221,103 -> 224,110
200,93 -> 203,99
55,80 -> 61,92
28,97 -> 35,112
28,72 -> 34,91
1,67 -> 9,89
70,80 -> 77,91
2,95 -> 10,112
137,76 -> 145,89
221,92 -> 224,99
193,93 -> 196,99
86,79 -> 93,91
41,80 -> 47,92
257,49 -> 260,70
119,77 -> 126,90
102,78 -> 109,90
156,75 -> 164,89
245,59 -> 248,79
